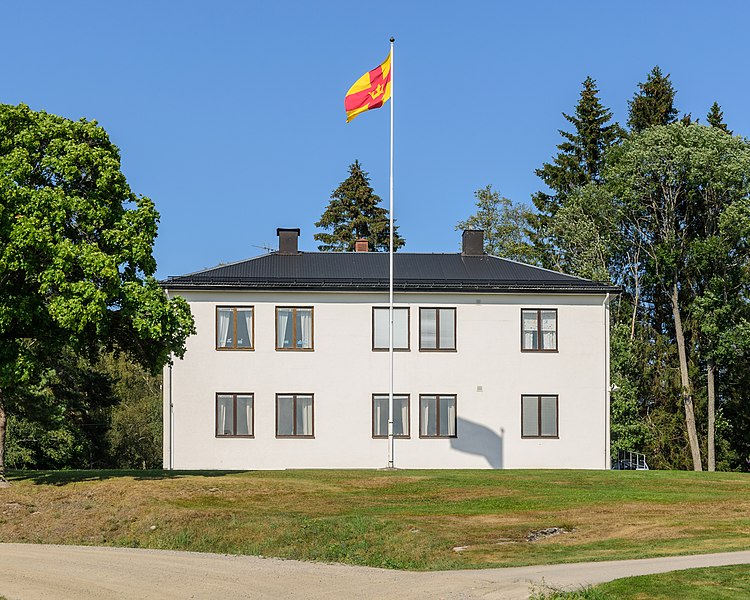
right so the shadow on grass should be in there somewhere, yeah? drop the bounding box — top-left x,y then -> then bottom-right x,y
8,469 -> 249,486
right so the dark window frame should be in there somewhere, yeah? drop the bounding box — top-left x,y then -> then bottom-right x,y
275,393 -> 315,438
372,307 -> 411,352
215,392 -> 255,438
215,306 -> 255,351
418,394 -> 458,438
419,307 -> 457,352
521,394 -> 559,439
275,306 -> 315,351
371,393 -> 411,438
520,308 -> 558,353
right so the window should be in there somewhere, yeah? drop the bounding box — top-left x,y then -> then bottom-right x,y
419,394 -> 457,437
216,307 -> 254,350
521,395 -> 558,438
276,307 -> 313,350
521,309 -> 557,351
216,393 -> 254,437
372,394 -> 410,437
276,394 -> 314,437
419,308 -> 456,351
372,307 -> 410,351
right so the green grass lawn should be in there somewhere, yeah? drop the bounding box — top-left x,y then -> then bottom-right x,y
2,469 -> 750,570
533,564 -> 750,599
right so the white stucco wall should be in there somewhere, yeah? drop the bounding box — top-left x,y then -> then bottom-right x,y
164,290 -> 610,470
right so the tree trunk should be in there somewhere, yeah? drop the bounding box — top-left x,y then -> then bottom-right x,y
708,360 -> 716,472
0,387 -> 6,482
670,283 -> 703,471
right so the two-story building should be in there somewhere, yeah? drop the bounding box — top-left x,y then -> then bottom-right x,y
162,228 -> 617,470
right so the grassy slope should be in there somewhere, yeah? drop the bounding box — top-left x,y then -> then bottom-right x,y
534,564 -> 750,599
1,469 -> 749,570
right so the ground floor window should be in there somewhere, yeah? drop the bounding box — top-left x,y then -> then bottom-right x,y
276,394 -> 314,437
419,394 -> 457,437
372,394 -> 410,438
521,395 -> 558,438
216,393 -> 254,437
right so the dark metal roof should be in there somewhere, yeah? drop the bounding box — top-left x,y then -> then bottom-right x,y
163,252 -> 618,294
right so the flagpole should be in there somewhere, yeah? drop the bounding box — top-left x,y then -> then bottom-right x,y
387,36 -> 395,469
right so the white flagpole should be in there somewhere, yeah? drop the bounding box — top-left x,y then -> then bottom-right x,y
387,36 -> 395,469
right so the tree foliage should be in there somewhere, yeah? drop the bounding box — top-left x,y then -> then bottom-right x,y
0,103 -> 194,478
530,77 -> 621,268
456,185 -> 538,264
315,160 -> 404,252
627,66 -> 679,132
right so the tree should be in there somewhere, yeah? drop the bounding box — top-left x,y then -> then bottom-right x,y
456,185 -> 538,264
627,66 -> 679,132
597,124 -> 750,470
530,77 -> 621,268
706,102 -> 732,134
315,160 -> 404,252
0,103 -> 195,480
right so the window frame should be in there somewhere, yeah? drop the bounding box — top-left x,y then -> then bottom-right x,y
215,306 -> 255,351
215,392 -> 255,438
275,393 -> 315,438
419,307 -> 457,352
521,394 -> 559,439
418,394 -> 458,438
275,306 -> 315,351
372,307 -> 411,352
520,308 -> 558,353
371,393 -> 411,438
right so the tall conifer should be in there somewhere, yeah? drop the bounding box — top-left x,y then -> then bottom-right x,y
315,161 -> 404,252
530,76 -> 620,267
707,102 -> 731,134
627,66 -> 679,132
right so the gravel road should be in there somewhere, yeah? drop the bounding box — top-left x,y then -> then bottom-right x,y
1,544 -> 749,599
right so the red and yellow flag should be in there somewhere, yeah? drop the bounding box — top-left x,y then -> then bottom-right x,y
344,52 -> 392,123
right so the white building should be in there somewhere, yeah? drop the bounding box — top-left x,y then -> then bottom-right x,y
162,229 -> 617,470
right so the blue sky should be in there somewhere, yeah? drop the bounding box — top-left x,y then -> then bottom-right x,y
2,1 -> 749,277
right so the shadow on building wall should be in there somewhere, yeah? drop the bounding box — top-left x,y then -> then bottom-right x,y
451,418 -> 504,469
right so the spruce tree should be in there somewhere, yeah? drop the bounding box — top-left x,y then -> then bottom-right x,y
530,76 -> 620,267
627,66 -> 679,132
707,102 -> 731,134
315,160 -> 405,252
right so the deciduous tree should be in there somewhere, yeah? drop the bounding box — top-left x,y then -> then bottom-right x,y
0,103 -> 194,480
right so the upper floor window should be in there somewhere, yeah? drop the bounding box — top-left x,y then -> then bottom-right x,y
372,394 -> 410,438
419,394 -> 457,437
521,394 -> 558,438
419,308 -> 456,351
276,307 -> 313,350
521,309 -> 557,351
373,307 -> 410,351
216,393 -> 254,437
276,393 -> 314,437
216,307 -> 254,350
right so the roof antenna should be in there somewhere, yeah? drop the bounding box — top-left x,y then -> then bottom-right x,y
251,243 -> 274,253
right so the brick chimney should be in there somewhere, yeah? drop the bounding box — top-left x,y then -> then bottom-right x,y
461,230 -> 484,256
354,238 -> 369,252
277,228 -> 300,255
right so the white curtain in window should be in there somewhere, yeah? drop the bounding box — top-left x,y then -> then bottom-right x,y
236,395 -> 252,435
277,309 -> 291,347
299,396 -> 313,435
541,311 -> 556,349
217,395 -> 233,435
522,311 -> 538,350
374,398 -> 385,436
299,309 -> 312,348
446,397 -> 456,436
421,309 -> 437,349
218,309 -> 232,347
236,309 -> 252,348
399,398 -> 409,436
